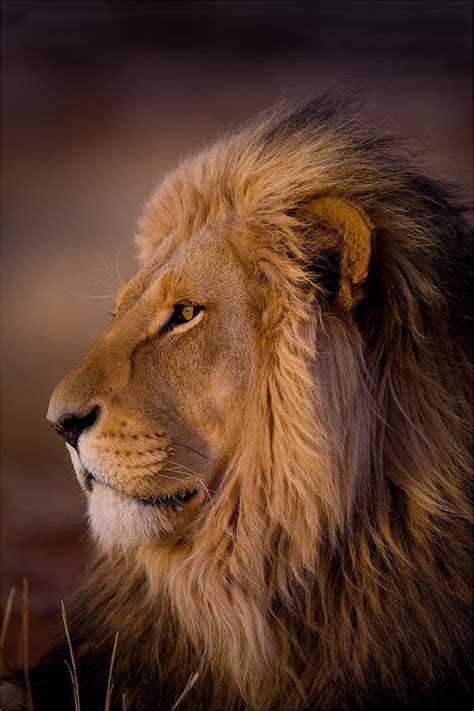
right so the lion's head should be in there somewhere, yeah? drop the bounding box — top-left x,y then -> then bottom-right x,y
48,222 -> 253,547
45,96 -> 471,710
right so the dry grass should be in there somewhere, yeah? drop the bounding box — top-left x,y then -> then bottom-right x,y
1,585 -> 16,674
60,599 -> 81,711
22,578 -> 34,711
3,581 -> 199,709
170,670 -> 200,711
104,631 -> 119,711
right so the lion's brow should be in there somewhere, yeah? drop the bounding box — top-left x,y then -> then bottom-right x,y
116,273 -> 152,312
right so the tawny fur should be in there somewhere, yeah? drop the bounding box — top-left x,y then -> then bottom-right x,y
7,95 -> 472,711
132,95 -> 472,707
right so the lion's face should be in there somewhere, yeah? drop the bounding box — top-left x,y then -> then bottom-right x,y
48,227 -> 252,547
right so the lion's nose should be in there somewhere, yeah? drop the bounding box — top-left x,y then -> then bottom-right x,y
48,405 -> 100,450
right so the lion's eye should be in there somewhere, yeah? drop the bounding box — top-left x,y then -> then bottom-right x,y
168,304 -> 202,329
180,306 -> 195,322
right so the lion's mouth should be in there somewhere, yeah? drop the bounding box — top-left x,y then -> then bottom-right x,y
137,488 -> 198,508
83,469 -> 198,509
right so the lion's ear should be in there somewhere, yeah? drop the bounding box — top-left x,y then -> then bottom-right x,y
301,196 -> 373,312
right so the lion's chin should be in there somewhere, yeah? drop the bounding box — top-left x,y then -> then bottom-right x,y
87,483 -> 184,551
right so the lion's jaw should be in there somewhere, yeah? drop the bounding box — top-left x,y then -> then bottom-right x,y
48,229 -> 252,549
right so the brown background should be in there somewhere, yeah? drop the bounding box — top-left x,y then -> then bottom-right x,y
1,1 -> 472,666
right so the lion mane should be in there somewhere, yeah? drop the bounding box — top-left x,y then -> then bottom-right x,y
14,96 -> 473,710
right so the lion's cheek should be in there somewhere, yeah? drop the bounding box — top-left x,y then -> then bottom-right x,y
192,367 -> 248,457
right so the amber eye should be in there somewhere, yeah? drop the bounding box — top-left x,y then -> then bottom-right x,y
180,305 -> 195,321
167,304 -> 202,330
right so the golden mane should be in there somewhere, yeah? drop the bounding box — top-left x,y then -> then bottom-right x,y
13,96 -> 473,710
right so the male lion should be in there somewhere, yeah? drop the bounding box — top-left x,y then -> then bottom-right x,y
3,96 -> 472,710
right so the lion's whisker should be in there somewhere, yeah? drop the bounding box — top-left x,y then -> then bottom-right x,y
142,462 -> 215,500
139,461 -> 217,525
69,292 -> 117,302
104,254 -> 125,291
170,440 -> 209,460
166,460 -> 217,522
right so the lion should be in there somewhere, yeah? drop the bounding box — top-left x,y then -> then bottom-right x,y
2,95 -> 472,710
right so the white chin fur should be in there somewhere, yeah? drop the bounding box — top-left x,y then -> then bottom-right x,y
88,484 -> 176,551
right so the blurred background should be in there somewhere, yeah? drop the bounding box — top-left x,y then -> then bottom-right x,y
1,1 -> 472,666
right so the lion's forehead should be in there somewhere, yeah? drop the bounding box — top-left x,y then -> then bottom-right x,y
119,228 -> 248,316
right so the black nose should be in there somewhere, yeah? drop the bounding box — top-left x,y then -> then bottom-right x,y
49,406 -> 100,449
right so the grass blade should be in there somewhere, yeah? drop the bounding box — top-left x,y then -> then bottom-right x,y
60,600 -> 81,711
22,578 -> 34,710
104,631 -> 119,711
0,586 -> 16,673
64,659 -> 78,701
171,670 -> 200,711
